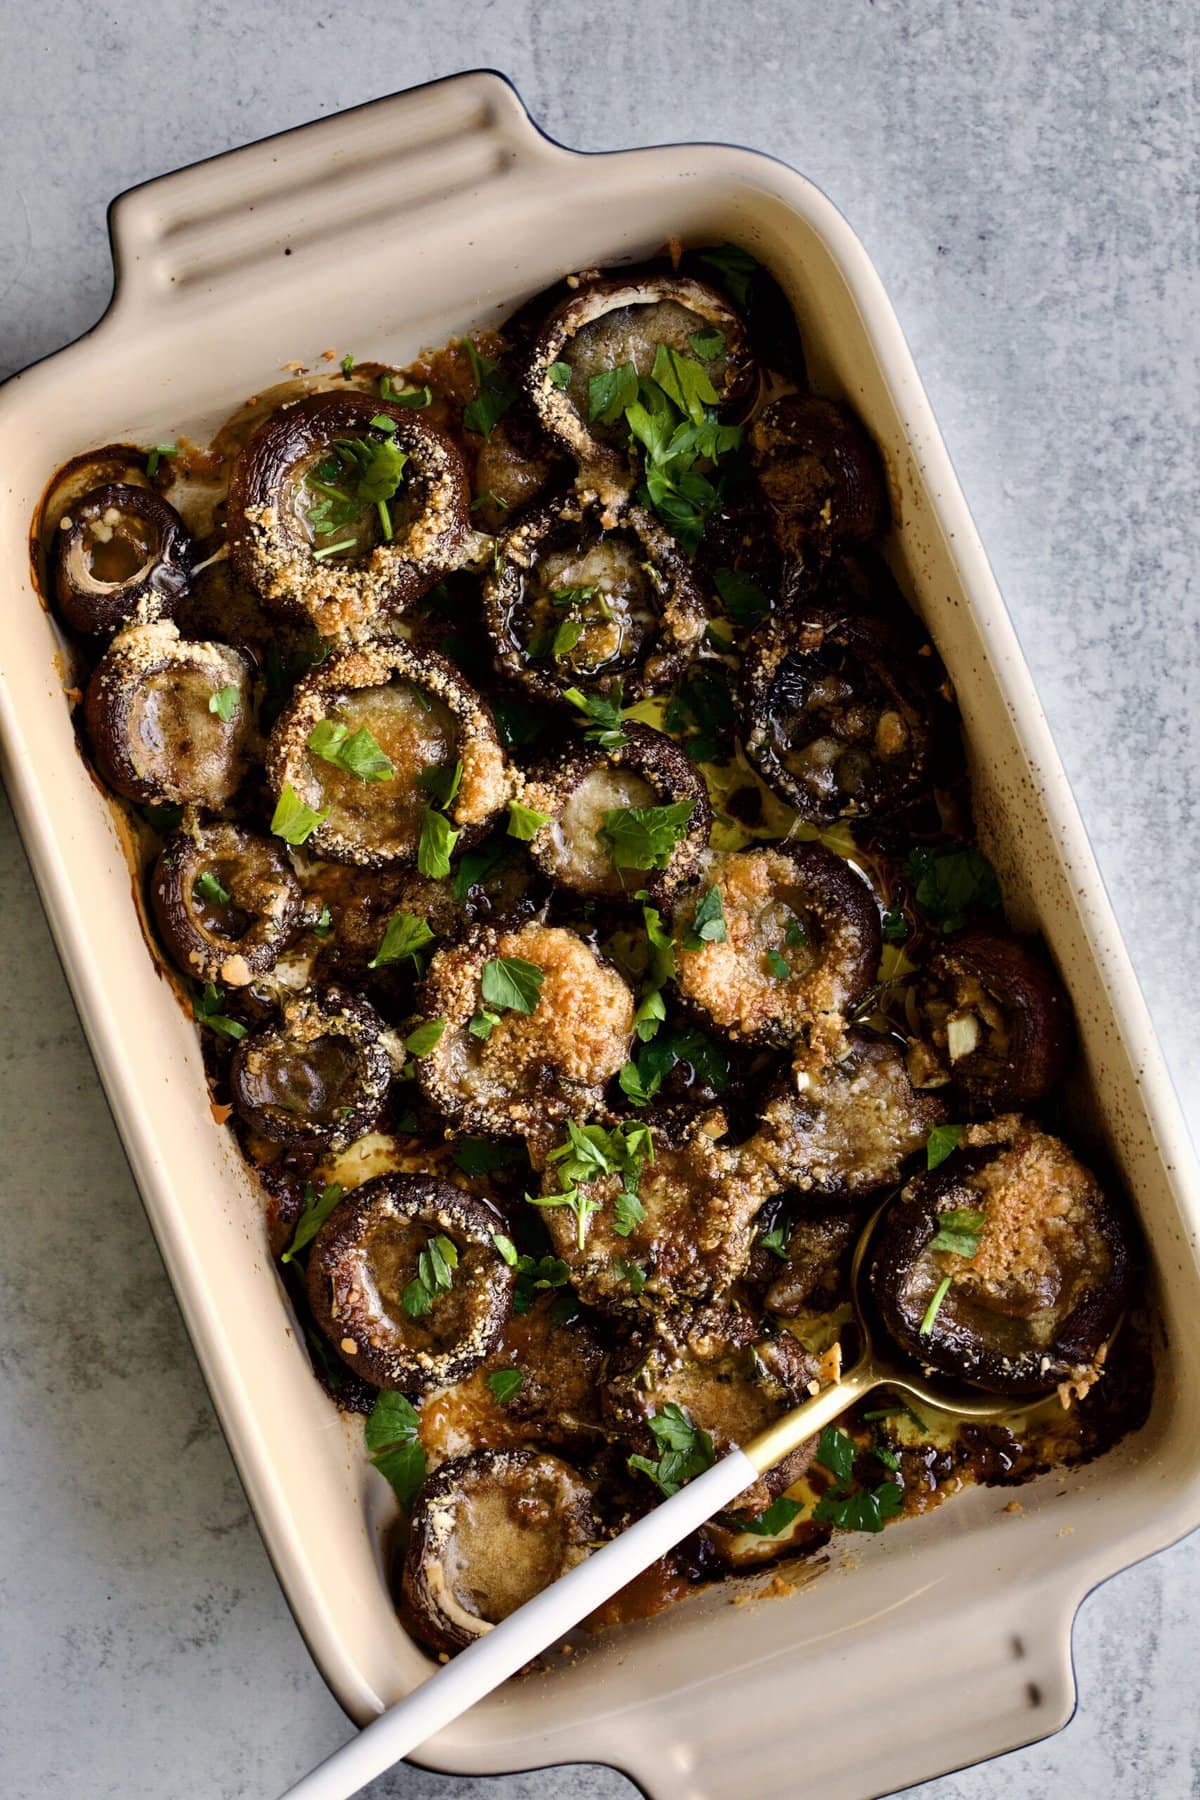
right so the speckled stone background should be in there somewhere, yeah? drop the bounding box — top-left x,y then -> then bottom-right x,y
1,4 -> 1197,1797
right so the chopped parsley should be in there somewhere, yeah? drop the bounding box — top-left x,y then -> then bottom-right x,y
193,870 -> 230,907
664,663 -> 737,765
485,1368 -> 523,1405
417,806 -> 460,879
365,1391 -> 425,1511
402,1234 -> 459,1318
618,1023 -> 729,1108
312,904 -> 334,938
563,682 -> 628,752
613,1257 -> 647,1295
930,1205 -> 986,1258
682,885 -> 727,951
689,327 -> 726,360
714,566 -> 771,627
628,1404 -> 716,1496
811,1423 -> 903,1533
489,1236 -> 572,1314
379,373 -> 432,408
281,1181 -> 343,1264
698,243 -> 758,310
271,783 -> 328,846
480,955 -> 544,1015
587,361 -> 639,425
462,339 -> 518,438
731,1495 -> 802,1537
547,360 -> 572,389
904,846 -> 1001,934
403,1019 -> 445,1059
340,352 -> 356,375
208,684 -> 240,721
192,982 -> 246,1041
368,912 -> 434,969
507,799 -> 552,841
612,1189 -> 646,1237
145,443 -> 178,476
306,719 -> 396,782
764,948 -> 791,981
919,1275 -> 953,1337
926,1122 -> 964,1170
304,432 -> 409,546
415,758 -> 463,810
758,1213 -> 791,1260
785,913 -> 807,947
599,799 -> 696,871
881,904 -> 909,943
453,1138 -> 526,1177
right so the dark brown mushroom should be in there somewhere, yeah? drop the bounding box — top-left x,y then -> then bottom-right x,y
749,1031 -> 947,1204
482,494 -> 706,705
400,1448 -> 597,1657
53,483 -> 193,637
469,398 -> 567,531
265,641 -> 509,869
869,1117 -> 1132,1395
306,1174 -> 515,1392
907,927 -> 1073,1110
231,987 -> 392,1151
150,823 -> 302,986
83,622 -> 253,807
415,921 -> 635,1137
526,271 -> 753,485
760,1210 -> 859,1315
672,843 -> 881,1050
227,391 -> 470,634
749,396 -> 887,559
740,599 -> 943,823
606,1303 -> 820,1517
520,722 -> 712,905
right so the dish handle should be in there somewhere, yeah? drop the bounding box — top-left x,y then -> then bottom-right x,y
104,71 -> 562,323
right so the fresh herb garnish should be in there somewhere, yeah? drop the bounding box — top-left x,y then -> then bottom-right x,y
485,1369 -> 523,1405
926,1123 -> 964,1170
415,759 -> 463,810
613,1257 -> 647,1295
618,1023 -> 729,1108
904,846 -> 1002,934
587,361 -> 639,425
379,373 -> 432,408
402,1234 -> 459,1318
208,684 -> 240,721
758,1213 -> 791,1260
469,489 -> 510,513
698,243 -> 759,310
682,885 -> 727,951
612,1189 -> 646,1237
417,807 -> 460,879
368,912 -> 434,969
193,870 -> 231,907
463,339 -> 518,438
785,912 -> 807,947
714,566 -> 771,626
628,1404 -> 716,1496
664,664 -> 737,764
304,432 -> 409,547
813,1479 -> 904,1534
507,799 -> 552,841
489,1235 -> 572,1314
307,719 -> 396,783
881,904 -> 909,943
270,783 -> 329,846
140,802 -> 185,833
732,1495 -> 803,1537
281,1180 -> 343,1263
192,982 -> 247,1041
468,1008 -> 501,1041
563,682 -> 628,752
145,443 -> 178,476
340,352 -> 356,375
930,1205 -> 986,1258
403,1019 -> 446,1059
919,1275 -> 953,1337
547,360 -> 572,389
365,1391 -> 425,1511
689,328 -> 726,360
312,904 -> 333,938
815,1425 -> 857,1487
764,948 -> 791,980
480,955 -> 544,1016
599,799 -> 696,872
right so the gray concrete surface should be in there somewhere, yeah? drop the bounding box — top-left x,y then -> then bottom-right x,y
1,2 -> 1197,1796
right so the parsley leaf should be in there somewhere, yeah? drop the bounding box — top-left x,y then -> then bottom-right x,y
403,1233 -> 459,1318
507,799 -> 552,840
930,1205 -> 986,1258
281,1181 -> 343,1263
563,683 -> 628,752
758,1213 -> 791,1260
193,870 -> 230,907
689,328 -> 726,360
619,1023 -> 730,1108
463,339 -> 518,438
926,1123 -> 964,1170
613,1189 -> 646,1237
628,1404 -> 716,1496
547,360 -> 572,389
815,1425 -> 857,1487
904,846 -> 1002,934
417,808 -> 460,879
599,799 -> 696,871
714,566 -> 771,627
698,243 -> 759,310
404,1019 -> 445,1058
365,1391 -> 425,1511
379,374 -> 432,408
920,1274 -> 953,1336
813,1479 -> 903,1534
192,982 -> 246,1041
145,443 -> 178,476
732,1495 -> 803,1537
650,343 -> 719,422
312,904 -> 334,938
307,719 -> 396,782
368,912 -> 433,969
469,1008 -> 501,1040
485,1369 -> 523,1404
271,783 -> 329,846
415,759 -> 463,810
208,684 -> 240,721
587,360 -> 639,425
764,948 -> 791,980
480,956 -> 544,1016
613,1257 -> 647,1295
682,885 -> 727,951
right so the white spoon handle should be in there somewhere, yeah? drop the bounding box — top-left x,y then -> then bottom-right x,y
279,1448 -> 757,1800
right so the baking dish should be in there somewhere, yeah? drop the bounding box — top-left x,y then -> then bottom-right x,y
2,68 -> 1199,1800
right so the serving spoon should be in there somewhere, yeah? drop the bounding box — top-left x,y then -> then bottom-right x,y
279,1198 -> 1055,1800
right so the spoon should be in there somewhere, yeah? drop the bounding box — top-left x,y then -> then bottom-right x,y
279,1198 -> 1055,1800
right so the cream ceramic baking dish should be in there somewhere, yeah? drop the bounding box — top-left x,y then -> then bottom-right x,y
2,69 -> 1199,1800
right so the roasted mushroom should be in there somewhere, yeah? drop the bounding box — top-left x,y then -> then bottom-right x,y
306,1174 -> 515,1392
906,927 -> 1073,1110
150,823 -> 303,986
520,722 -> 711,904
266,641 -> 509,868
231,987 -> 392,1151
673,844 -> 881,1050
534,1107 -> 775,1312
83,621 -> 253,808
526,271 -> 753,485
53,483 -> 193,637
749,396 -> 887,560
415,921 -> 635,1137
869,1117 -> 1132,1395
607,1304 -> 820,1517
469,399 -> 566,531
760,1210 -> 859,1315
749,1031 -> 947,1204
400,1449 -> 597,1656
482,495 -> 706,704
227,391 -> 470,634
740,600 -> 942,822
